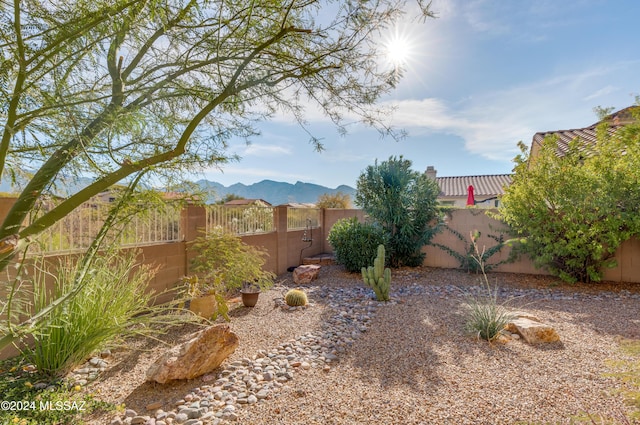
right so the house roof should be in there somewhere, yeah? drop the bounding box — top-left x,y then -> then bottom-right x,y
532,124 -> 622,156
436,174 -> 512,197
282,202 -> 316,208
532,106 -> 638,157
224,198 -> 272,206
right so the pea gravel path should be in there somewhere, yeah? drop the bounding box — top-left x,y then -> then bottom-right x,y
87,266 -> 640,424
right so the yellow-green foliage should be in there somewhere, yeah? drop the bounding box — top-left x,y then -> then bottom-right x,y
604,339 -> 640,420
361,244 -> 391,301
285,289 -> 308,306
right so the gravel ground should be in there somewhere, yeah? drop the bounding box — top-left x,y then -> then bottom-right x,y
85,266 -> 640,424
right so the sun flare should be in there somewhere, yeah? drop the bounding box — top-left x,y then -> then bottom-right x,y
382,24 -> 417,70
385,34 -> 412,67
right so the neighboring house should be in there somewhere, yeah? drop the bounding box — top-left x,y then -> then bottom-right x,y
282,202 -> 316,208
529,105 -> 638,160
425,166 -> 512,209
93,189 -> 198,204
223,199 -> 272,207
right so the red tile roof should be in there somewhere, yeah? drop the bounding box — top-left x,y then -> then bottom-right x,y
532,124 -> 621,157
436,174 -> 512,197
532,106 -> 638,157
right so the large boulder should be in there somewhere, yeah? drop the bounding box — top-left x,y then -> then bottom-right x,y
293,264 -> 321,284
505,314 -> 560,344
146,324 -> 239,384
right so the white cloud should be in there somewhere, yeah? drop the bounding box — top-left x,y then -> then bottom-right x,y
583,85 -> 618,102
380,63 -> 640,162
242,143 -> 292,157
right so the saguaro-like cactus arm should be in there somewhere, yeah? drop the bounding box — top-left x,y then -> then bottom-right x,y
361,244 -> 391,302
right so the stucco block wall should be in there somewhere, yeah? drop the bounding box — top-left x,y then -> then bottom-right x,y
424,208 -> 640,281
321,209 -> 366,253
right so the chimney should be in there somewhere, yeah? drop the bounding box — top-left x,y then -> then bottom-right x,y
425,166 -> 437,180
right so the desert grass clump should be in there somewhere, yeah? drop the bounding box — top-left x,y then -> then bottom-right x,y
23,249 -> 185,378
284,289 -> 308,306
463,231 -> 514,342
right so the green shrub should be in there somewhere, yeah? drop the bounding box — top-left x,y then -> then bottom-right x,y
499,115 -> 640,283
188,228 -> 275,319
327,217 -> 387,273
22,249 -> 180,378
189,227 -> 275,293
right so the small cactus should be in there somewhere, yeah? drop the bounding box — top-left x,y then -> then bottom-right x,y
361,244 -> 391,302
285,289 -> 308,306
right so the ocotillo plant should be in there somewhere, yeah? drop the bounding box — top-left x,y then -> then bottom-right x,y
361,244 -> 391,301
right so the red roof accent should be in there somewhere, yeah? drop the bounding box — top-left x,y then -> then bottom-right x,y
435,174 -> 512,197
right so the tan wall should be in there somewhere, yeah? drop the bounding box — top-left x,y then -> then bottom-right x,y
321,209 -> 367,253
424,208 -> 640,281
422,208 -> 545,275
241,232 -> 278,274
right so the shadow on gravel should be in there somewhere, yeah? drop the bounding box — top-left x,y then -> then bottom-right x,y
339,298 -> 450,395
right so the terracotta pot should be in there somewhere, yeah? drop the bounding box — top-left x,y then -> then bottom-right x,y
189,294 -> 218,319
240,290 -> 260,307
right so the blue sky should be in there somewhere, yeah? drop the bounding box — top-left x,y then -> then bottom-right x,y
202,0 -> 640,189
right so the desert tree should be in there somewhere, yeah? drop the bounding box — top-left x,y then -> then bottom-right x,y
316,191 -> 352,208
0,0 -> 436,262
0,0 -> 435,348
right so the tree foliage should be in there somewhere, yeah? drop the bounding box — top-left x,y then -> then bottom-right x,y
316,191 -> 352,209
355,156 -> 441,267
498,111 -> 640,283
0,0 -> 433,266
0,0 -> 436,352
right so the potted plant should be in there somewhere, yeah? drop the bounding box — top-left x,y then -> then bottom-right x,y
239,282 -> 261,307
179,275 -> 229,320
189,228 -> 275,312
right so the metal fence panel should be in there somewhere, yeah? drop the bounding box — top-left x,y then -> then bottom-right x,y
287,208 -> 320,230
29,202 -> 182,255
206,205 -> 275,235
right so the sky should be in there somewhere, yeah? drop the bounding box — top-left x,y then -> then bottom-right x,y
202,0 -> 640,189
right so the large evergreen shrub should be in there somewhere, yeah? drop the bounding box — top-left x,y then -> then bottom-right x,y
355,156 -> 441,267
327,217 -> 387,272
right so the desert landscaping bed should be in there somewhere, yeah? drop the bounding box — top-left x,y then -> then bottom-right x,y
87,266 -> 640,424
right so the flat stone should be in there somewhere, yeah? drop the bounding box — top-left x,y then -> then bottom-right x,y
293,265 -> 321,284
146,402 -> 163,411
505,317 -> 560,344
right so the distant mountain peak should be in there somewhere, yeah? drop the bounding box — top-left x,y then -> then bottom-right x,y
197,180 -> 355,205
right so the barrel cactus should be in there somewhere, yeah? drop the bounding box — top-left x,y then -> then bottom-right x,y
361,244 -> 391,302
284,289 -> 308,306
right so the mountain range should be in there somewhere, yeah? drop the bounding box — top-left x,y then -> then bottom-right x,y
0,173 -> 356,206
196,179 -> 356,206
